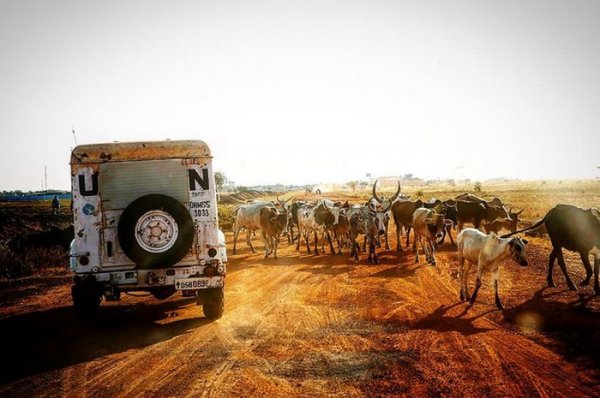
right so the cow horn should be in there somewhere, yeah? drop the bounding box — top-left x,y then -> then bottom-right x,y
390,181 -> 401,202
515,208 -> 524,216
372,179 -> 383,203
286,196 -> 294,203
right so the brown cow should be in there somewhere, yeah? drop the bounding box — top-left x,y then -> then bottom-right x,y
391,199 -> 424,252
503,204 -> 600,293
483,208 -> 524,234
259,207 -> 288,259
413,208 -> 452,265
456,200 -> 509,231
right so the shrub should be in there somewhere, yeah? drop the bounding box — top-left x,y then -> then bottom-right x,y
218,205 -> 236,231
474,182 -> 482,192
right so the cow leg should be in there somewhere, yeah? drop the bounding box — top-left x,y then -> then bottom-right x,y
492,268 -> 503,310
326,231 -> 335,255
273,236 -> 279,259
314,231 -> 319,255
555,247 -> 577,290
349,234 -> 359,261
459,258 -> 472,301
396,225 -> 403,252
362,236 -> 367,252
442,224 -> 456,246
414,234 -> 421,264
547,249 -> 557,287
261,231 -> 270,258
457,221 -> 464,232
594,257 -> 600,294
305,231 -> 312,254
232,226 -> 239,254
428,238 -> 436,266
370,238 -> 379,264
421,236 -> 430,263
247,229 -> 256,253
405,227 -> 411,249
336,233 -> 343,255
296,227 -> 301,251
578,252 -> 593,286
384,220 -> 391,250
469,266 -> 483,305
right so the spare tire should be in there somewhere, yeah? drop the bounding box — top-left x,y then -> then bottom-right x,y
118,194 -> 194,268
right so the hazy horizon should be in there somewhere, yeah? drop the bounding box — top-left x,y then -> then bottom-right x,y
1,0 -> 599,190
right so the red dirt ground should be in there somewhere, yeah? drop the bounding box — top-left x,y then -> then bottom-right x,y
1,227 -> 599,397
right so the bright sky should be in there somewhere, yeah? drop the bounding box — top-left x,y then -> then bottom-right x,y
1,0 -> 599,190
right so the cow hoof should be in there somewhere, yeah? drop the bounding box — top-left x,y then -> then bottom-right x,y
547,280 -> 556,288
567,283 -> 578,291
314,250 -> 319,255
496,303 -> 504,311
468,298 -> 476,306
579,279 -> 590,286
414,258 -> 419,264
232,250 -> 237,255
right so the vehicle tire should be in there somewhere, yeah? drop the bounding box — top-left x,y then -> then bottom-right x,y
150,286 -> 176,300
201,288 -> 224,319
72,283 -> 101,318
118,194 -> 194,268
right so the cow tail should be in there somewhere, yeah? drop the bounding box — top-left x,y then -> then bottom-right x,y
500,212 -> 549,238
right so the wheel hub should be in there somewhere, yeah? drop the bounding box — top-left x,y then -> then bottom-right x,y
135,210 -> 179,253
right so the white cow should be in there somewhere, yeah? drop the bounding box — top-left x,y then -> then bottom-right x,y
457,228 -> 529,309
232,201 -> 275,254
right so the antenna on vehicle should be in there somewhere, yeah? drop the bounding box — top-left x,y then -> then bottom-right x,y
72,126 -> 78,146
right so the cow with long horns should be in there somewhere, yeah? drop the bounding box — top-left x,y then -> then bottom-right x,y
348,199 -> 393,264
368,180 -> 402,250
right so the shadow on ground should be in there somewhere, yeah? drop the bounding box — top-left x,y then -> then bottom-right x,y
502,286 -> 600,374
0,298 -> 213,383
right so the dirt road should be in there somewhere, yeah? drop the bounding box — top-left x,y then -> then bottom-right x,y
1,232 -> 599,397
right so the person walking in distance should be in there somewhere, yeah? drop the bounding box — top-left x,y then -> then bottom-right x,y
52,195 -> 61,215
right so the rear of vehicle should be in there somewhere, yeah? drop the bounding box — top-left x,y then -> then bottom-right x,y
69,140 -> 227,319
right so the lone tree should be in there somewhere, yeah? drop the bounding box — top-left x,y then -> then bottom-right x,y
347,181 -> 358,192
214,171 -> 228,191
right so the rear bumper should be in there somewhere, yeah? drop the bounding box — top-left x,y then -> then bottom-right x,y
73,263 -> 226,290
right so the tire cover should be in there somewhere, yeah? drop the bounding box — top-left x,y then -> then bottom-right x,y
118,194 -> 194,268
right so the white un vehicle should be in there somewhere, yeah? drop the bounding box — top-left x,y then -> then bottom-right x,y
69,140 -> 227,319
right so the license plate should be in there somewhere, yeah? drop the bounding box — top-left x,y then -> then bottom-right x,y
174,277 -> 223,290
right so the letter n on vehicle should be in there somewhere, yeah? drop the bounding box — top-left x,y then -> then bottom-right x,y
188,168 -> 209,191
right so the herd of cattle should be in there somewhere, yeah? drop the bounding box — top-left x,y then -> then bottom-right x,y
231,181 -> 600,308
